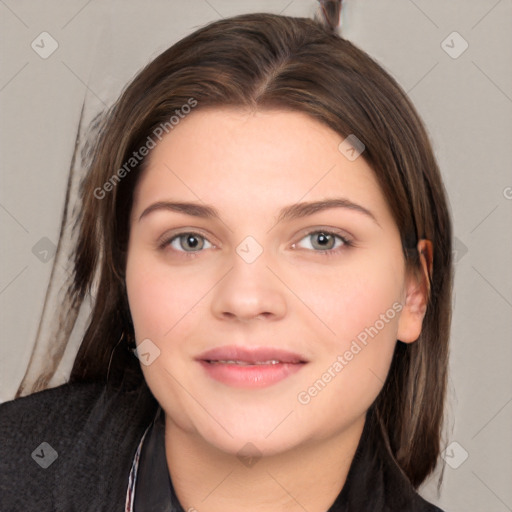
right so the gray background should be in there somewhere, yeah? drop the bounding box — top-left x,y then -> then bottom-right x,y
1,1 -> 511,511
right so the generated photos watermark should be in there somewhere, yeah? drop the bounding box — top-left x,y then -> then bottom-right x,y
297,301 -> 403,405
94,97 -> 198,200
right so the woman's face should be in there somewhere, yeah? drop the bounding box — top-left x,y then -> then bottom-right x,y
126,107 -> 425,456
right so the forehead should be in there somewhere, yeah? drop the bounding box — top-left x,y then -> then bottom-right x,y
131,107 -> 394,226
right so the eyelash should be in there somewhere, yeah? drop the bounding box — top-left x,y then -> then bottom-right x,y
158,229 -> 353,259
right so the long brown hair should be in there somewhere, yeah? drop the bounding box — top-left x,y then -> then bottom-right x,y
17,7 -> 452,489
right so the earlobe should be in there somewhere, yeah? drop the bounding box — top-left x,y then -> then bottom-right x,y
396,239 -> 433,344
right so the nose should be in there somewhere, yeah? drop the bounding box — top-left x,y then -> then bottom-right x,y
210,250 -> 287,323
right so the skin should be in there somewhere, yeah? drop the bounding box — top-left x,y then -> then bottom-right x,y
125,107 -> 432,512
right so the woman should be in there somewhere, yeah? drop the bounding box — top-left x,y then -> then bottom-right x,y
0,1 -> 452,510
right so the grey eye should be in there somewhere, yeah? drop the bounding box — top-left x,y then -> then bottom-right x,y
297,231 -> 344,251
170,233 -> 212,252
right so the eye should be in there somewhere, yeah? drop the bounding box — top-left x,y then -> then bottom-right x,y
162,232 -> 214,253
293,230 -> 352,254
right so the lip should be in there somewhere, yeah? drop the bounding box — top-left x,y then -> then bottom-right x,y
197,345 -> 307,364
196,345 -> 308,389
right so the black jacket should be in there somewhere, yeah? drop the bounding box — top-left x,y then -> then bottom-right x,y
0,380 -> 445,511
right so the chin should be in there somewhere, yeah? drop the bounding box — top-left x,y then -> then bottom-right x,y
170,399 -> 307,455
196,421 -> 305,458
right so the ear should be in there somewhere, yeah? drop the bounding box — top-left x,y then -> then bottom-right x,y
396,239 -> 433,344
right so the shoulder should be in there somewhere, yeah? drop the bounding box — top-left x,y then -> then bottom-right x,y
0,380 -> 139,446
408,494 -> 446,512
0,379 -> 157,431
381,454 -> 447,512
0,381 -> 108,462
379,448 -> 447,512
0,380 -> 158,511
355,407 -> 448,512
1,380 -> 104,423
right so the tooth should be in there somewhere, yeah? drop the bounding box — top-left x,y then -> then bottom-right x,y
210,359 -> 282,365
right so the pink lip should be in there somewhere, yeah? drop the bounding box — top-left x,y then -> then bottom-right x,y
196,345 -> 308,389
197,345 -> 307,364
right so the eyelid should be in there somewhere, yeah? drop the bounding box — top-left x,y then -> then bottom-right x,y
293,225 -> 354,243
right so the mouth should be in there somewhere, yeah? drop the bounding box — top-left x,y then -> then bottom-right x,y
196,345 -> 308,388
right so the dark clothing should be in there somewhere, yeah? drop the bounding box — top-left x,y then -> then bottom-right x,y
0,381 -> 445,511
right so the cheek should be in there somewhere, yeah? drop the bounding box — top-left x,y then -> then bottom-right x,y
292,266 -> 403,430
125,248 -> 202,332
125,253 -> 204,419
294,251 -> 405,409
298,253 -> 404,348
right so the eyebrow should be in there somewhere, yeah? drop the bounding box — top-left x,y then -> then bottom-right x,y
138,198 -> 380,227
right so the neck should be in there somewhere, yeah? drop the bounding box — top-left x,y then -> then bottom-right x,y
164,415 -> 366,512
